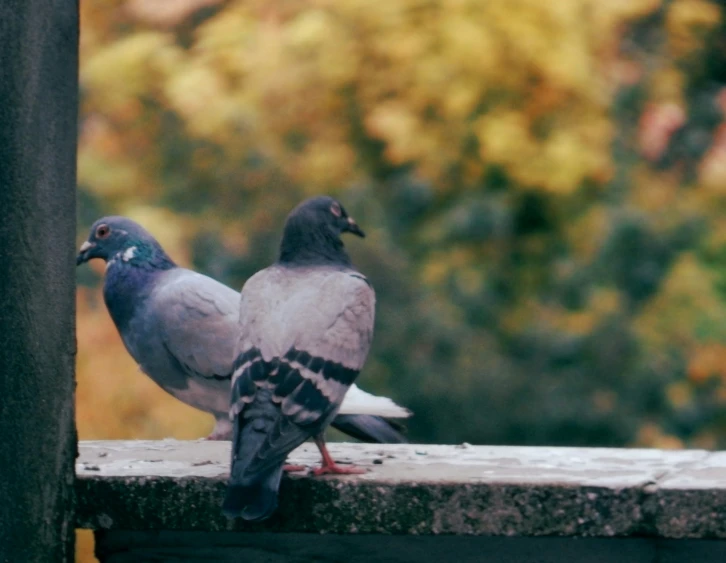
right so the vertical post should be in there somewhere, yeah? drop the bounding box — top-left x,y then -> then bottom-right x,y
0,2 -> 79,562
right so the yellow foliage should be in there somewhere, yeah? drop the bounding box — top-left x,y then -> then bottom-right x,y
421,255 -> 450,287
78,147 -> 142,199
635,423 -> 686,449
667,0 -> 722,59
79,0 -> 641,191
591,0 -> 663,27
165,64 -> 233,138
455,267 -> 484,297
687,343 -> 726,384
629,167 -> 682,212
590,289 -> 623,317
634,253 -> 726,350
533,289 -> 622,339
667,381 -> 693,408
81,0 -> 723,202
699,125 -> 726,192
366,102 -> 422,166
567,205 -> 609,261
82,32 -> 181,113
420,247 -> 478,289
649,68 -> 686,104
706,212 -> 726,249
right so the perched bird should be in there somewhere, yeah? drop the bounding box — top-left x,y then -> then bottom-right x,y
223,196 -> 378,521
76,216 -> 410,443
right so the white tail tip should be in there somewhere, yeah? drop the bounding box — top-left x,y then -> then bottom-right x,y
339,384 -> 412,418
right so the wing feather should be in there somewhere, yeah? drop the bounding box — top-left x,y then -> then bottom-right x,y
151,269 -> 240,380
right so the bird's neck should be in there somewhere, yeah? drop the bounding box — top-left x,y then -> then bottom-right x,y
108,241 -> 176,271
103,244 -> 176,330
278,222 -> 351,266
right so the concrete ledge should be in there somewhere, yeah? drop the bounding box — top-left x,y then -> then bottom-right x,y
76,440 -> 726,539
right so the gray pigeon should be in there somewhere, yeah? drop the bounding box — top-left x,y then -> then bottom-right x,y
76,216 -> 410,443
223,196 -> 378,521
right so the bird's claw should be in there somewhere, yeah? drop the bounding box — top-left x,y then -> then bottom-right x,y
312,463 -> 368,476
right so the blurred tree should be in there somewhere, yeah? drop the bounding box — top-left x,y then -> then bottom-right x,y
76,0 -> 726,453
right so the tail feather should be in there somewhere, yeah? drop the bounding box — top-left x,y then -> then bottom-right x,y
331,414 -> 408,444
223,398 -> 284,521
222,464 -> 284,521
338,384 -> 411,418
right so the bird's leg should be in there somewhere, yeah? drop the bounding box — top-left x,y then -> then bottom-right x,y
205,431 -> 229,441
205,430 -> 229,441
312,435 -> 367,476
206,417 -> 233,441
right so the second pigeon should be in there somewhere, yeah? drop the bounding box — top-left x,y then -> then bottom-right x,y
224,196 -> 379,521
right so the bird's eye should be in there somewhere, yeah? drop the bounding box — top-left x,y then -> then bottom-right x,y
330,202 -> 342,217
96,225 -> 111,239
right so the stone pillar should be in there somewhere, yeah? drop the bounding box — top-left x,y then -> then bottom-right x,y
0,2 -> 79,561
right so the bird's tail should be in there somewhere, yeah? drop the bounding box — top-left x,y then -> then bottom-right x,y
222,465 -> 283,521
222,405 -> 284,521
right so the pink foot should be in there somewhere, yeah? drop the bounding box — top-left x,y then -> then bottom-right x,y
283,464 -> 307,472
206,419 -> 232,441
311,434 -> 368,476
312,463 -> 367,476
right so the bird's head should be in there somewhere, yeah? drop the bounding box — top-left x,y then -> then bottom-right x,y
278,196 -> 365,266
289,196 -> 365,239
76,216 -> 170,267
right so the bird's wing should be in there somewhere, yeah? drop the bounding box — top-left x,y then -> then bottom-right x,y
230,266 -> 375,474
150,269 -> 240,380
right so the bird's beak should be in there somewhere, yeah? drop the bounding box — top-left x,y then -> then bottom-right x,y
344,216 -> 365,238
76,241 -> 96,266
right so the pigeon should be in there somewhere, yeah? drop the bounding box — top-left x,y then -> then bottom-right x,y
76,216 -> 410,443
223,196 -> 378,521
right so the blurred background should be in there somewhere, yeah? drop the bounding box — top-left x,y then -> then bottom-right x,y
76,0 -> 726,558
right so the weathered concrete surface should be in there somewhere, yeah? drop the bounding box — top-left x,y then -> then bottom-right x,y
655,450 -> 726,539
0,1 -> 79,561
94,532 -> 726,563
76,440 -> 726,538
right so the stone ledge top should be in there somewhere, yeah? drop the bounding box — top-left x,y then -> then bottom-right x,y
75,440 -> 726,538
